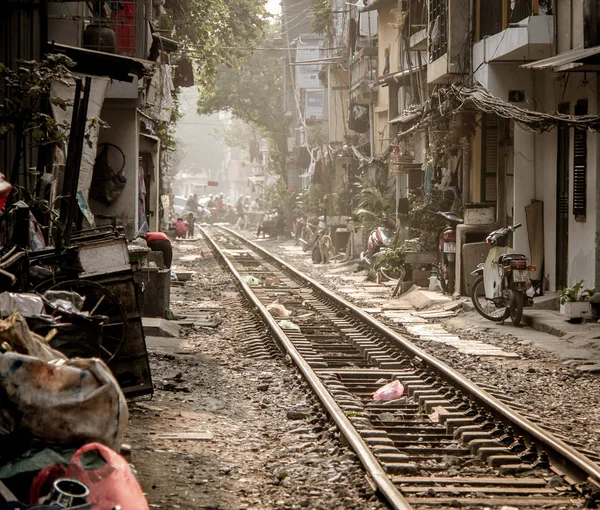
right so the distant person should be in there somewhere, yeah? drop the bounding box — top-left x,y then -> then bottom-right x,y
187,212 -> 195,238
207,194 -> 215,208
185,194 -> 196,212
215,193 -> 224,217
235,196 -> 247,229
174,217 -> 189,238
145,231 -> 172,268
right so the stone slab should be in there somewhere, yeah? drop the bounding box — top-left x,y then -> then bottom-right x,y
142,317 -> 181,338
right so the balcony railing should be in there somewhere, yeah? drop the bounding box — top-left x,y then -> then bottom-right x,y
350,47 -> 378,103
429,0 -> 448,62
480,0 -> 538,39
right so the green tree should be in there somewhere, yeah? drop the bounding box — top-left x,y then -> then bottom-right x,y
197,29 -> 290,180
160,0 -> 269,87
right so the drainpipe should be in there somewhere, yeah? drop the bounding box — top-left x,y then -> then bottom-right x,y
369,103 -> 375,159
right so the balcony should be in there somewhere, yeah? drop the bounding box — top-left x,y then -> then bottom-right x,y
474,0 -> 553,63
350,47 -> 378,104
427,0 -> 469,84
474,17 -> 553,64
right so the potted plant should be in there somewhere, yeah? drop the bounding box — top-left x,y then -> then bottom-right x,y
559,280 -> 594,319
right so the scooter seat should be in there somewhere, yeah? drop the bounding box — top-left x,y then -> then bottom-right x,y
498,253 -> 527,265
437,211 -> 464,224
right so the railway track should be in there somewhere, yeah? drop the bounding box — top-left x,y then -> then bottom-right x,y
200,225 -> 600,510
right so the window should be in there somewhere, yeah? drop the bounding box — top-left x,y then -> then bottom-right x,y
429,0 -> 448,62
573,99 -> 588,221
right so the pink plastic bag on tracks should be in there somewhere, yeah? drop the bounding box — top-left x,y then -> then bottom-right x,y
373,380 -> 404,401
65,442 -> 149,510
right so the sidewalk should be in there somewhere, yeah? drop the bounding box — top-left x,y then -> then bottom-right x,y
459,293 -> 600,372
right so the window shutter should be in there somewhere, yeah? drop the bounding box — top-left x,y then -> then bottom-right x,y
573,100 -> 588,220
482,114 -> 499,202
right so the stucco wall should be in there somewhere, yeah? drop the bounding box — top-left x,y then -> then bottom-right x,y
373,6 -> 399,156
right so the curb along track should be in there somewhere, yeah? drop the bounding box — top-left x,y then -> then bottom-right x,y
200,225 -> 600,510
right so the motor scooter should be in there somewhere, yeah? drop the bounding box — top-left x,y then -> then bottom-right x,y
298,216 -> 325,253
359,215 -> 398,270
470,223 -> 534,326
436,211 -> 463,294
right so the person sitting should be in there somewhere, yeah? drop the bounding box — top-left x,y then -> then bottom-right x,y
174,217 -> 189,238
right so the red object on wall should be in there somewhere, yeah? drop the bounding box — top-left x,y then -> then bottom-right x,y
112,1 -> 137,56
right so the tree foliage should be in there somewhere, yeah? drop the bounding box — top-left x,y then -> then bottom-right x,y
197,29 -> 290,179
160,0 -> 269,87
310,0 -> 333,35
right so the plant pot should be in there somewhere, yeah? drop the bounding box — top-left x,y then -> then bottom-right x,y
83,23 -> 117,54
559,301 -> 592,319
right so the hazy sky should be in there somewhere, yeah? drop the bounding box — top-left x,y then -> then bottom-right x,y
266,0 -> 281,14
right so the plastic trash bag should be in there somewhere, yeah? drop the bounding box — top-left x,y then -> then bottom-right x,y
43,290 -> 85,315
65,443 -> 149,510
373,380 -> 404,401
0,313 -> 128,450
278,320 -> 300,331
0,312 -> 66,362
241,275 -> 260,286
0,292 -> 44,318
267,300 -> 291,318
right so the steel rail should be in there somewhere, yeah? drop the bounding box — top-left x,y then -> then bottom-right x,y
218,226 -> 600,486
199,226 -> 414,510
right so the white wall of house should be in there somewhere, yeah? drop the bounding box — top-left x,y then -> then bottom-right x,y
91,102 -> 140,237
474,51 -> 600,291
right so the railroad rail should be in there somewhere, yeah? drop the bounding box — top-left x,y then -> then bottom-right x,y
200,225 -> 600,509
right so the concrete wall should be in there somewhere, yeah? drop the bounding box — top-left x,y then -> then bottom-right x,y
328,67 -> 350,144
373,6 -> 399,156
91,101 -> 139,238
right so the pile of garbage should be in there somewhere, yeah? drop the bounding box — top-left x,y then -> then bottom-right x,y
0,291 -> 148,509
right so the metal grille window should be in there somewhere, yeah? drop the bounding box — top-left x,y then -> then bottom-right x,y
87,0 -> 138,56
479,0 -> 503,38
573,99 -> 588,221
510,0 -> 534,23
429,0 -> 448,62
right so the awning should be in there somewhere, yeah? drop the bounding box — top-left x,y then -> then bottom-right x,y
47,42 -> 153,82
389,107 -> 427,125
521,45 -> 600,72
377,65 -> 426,88
360,0 -> 396,12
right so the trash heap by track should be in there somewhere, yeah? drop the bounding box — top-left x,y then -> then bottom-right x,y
0,290 -> 149,510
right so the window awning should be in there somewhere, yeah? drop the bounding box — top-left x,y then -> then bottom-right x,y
360,0 -> 396,12
47,42 -> 154,82
521,45 -> 600,72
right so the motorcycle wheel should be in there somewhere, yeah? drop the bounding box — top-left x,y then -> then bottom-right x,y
510,291 -> 525,326
471,276 -> 510,322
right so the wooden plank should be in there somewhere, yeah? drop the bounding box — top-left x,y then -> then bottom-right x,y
392,476 -> 547,487
0,481 -> 17,502
532,0 -> 539,14
399,486 -> 559,494
404,497 -> 577,506
155,431 -> 213,441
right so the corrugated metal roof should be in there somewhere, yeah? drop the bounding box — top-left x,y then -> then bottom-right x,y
521,45 -> 600,70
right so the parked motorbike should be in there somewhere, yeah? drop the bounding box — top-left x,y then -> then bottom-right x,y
435,211 -> 463,294
359,215 -> 397,270
470,223 -> 534,326
297,216 -> 325,253
257,210 -> 285,238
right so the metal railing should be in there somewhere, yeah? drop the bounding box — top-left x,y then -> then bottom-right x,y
428,0 -> 448,62
350,48 -> 378,100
